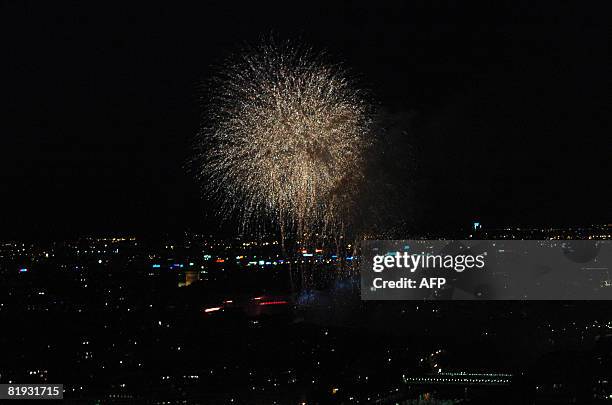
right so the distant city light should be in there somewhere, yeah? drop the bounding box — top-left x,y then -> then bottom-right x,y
258,300 -> 288,306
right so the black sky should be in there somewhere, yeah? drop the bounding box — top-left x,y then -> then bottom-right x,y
1,1 -> 610,238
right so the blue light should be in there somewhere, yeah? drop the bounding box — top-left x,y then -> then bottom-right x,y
303,253 -> 313,257
152,264 -> 161,268
346,256 -> 354,260
19,268 -> 28,273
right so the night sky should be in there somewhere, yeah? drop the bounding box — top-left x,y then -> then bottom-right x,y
2,1 -> 610,238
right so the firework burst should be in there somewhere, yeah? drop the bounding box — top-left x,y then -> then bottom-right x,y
198,40 -> 372,236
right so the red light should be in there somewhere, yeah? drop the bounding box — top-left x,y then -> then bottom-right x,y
258,300 -> 288,306
253,296 -> 264,300
315,249 -> 323,253
215,258 -> 225,263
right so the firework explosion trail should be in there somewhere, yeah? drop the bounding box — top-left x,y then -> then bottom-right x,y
198,40 -> 372,237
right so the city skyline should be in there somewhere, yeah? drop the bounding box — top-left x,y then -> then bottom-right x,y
1,1 -> 611,403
